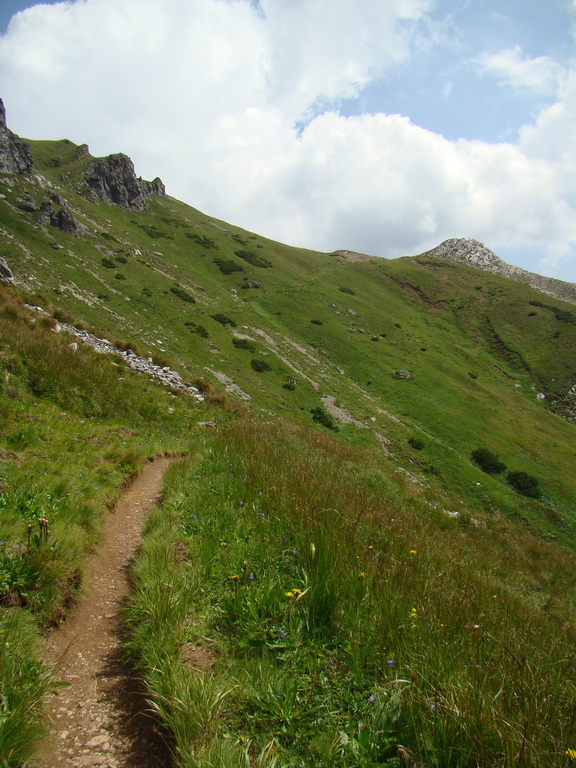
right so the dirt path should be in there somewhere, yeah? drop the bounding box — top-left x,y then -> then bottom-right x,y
33,457 -> 174,768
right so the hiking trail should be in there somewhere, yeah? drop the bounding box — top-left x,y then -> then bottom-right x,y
33,457 -> 174,768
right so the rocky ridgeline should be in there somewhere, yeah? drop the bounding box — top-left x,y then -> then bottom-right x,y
422,238 -> 576,305
0,98 -> 33,175
24,305 -> 205,402
0,96 -> 164,214
83,153 -> 165,211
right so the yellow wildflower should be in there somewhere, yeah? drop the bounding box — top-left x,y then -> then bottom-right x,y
285,591 -> 294,598
566,749 -> 576,760
359,572 -> 366,580
409,549 -> 417,555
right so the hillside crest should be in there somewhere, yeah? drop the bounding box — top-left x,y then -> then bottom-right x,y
421,237 -> 576,305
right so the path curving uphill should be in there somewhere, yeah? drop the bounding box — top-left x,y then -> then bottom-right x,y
33,457 -> 174,768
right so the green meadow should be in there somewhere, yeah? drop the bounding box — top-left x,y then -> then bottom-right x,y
0,135 -> 575,766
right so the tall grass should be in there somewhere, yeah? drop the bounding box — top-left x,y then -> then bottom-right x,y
0,610 -> 55,765
124,417 -> 576,767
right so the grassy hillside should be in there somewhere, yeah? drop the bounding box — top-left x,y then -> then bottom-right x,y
1,135 -> 576,766
2,137 -> 575,549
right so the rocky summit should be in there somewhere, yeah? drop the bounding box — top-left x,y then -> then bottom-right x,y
422,237 -> 576,305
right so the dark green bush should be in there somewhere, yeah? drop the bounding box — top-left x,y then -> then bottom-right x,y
185,233 -> 215,248
311,319 -> 323,325
170,286 -> 196,303
214,258 -> 244,275
132,222 -> 173,240
100,257 -> 116,269
339,286 -> 355,295
408,437 -> 424,450
506,470 -> 541,498
114,273 -> 126,281
232,338 -> 256,351
211,313 -> 236,327
471,448 -> 506,475
310,405 -> 338,431
250,358 -> 271,372
234,249 -> 271,268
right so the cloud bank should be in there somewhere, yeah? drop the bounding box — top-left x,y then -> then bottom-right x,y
0,0 -> 575,279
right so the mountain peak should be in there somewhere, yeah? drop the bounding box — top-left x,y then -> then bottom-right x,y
424,238 -> 504,270
420,237 -> 576,305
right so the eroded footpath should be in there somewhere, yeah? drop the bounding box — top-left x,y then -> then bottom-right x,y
33,457 -> 174,768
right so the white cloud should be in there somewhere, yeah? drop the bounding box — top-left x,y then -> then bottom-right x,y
475,45 -> 565,95
0,0 -> 575,280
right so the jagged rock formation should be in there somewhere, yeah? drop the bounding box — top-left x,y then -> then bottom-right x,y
421,238 -> 576,305
0,98 -> 33,175
83,153 -> 165,210
36,194 -> 81,235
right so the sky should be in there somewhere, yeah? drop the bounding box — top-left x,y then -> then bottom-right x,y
0,0 -> 575,282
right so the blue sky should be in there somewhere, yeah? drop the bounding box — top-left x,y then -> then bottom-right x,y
1,0 -> 575,282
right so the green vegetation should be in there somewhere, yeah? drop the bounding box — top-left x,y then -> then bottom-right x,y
251,358 -> 272,372
234,249 -> 272,268
233,337 -> 257,352
310,405 -> 338,431
124,421 -> 576,767
471,448 -> 507,475
170,285 -> 196,303
214,258 -> 244,275
2,134 -> 576,766
507,470 -> 541,499
185,232 -> 216,249
211,313 -> 236,327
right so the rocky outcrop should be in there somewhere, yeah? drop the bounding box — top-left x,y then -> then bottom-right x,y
83,153 -> 165,210
37,194 -> 81,235
0,258 -> 14,282
420,238 -> 576,305
0,98 -> 33,175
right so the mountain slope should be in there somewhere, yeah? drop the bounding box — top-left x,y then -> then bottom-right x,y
2,102 -> 576,768
1,107 -> 575,553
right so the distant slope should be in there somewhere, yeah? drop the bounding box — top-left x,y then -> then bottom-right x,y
418,237 -> 576,305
